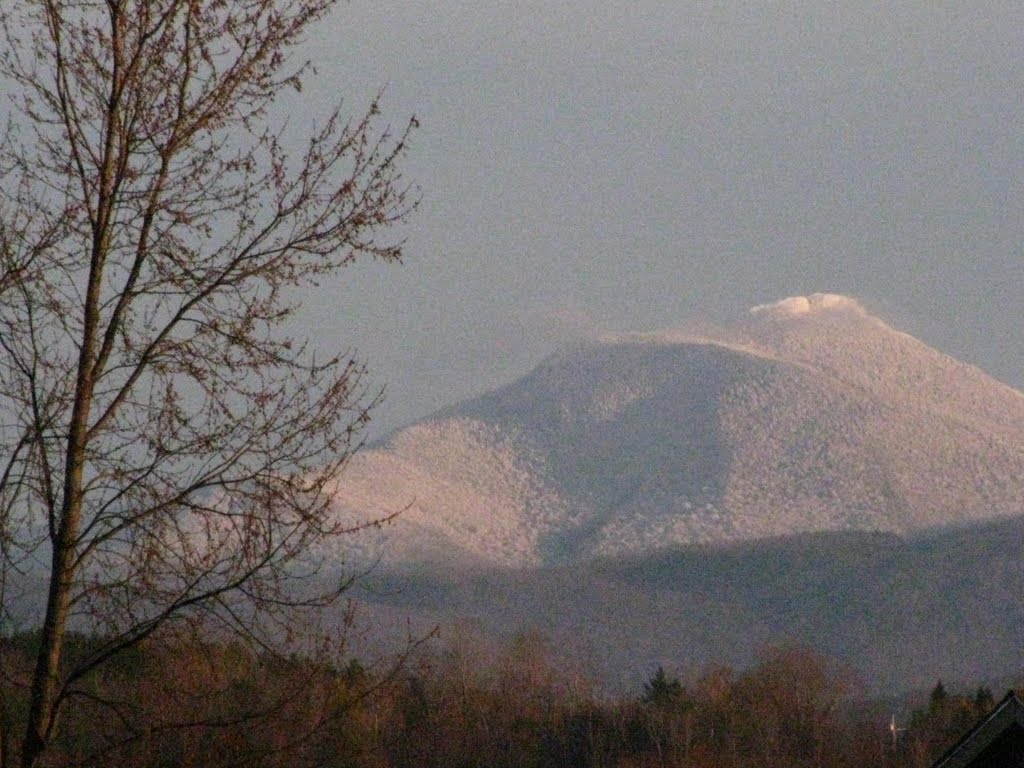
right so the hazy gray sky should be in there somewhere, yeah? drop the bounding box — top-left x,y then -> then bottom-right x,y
290,1 -> 1023,436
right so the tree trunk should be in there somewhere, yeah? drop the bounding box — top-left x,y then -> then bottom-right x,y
20,507 -> 81,768
21,255 -> 99,767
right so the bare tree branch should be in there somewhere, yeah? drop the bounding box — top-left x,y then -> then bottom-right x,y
0,2 -> 417,765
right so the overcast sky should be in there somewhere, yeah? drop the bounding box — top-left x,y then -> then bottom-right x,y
287,1 -> 1024,436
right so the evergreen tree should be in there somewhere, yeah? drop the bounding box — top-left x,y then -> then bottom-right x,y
642,666 -> 685,707
929,680 -> 948,712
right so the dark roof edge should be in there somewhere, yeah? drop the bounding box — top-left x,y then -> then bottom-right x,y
932,690 -> 1024,768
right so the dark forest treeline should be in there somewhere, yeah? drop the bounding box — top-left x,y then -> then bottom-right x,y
0,627 -> 1013,768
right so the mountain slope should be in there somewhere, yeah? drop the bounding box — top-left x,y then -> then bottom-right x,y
325,294 -> 1024,568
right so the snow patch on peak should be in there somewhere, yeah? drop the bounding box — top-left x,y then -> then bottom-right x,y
750,293 -> 867,318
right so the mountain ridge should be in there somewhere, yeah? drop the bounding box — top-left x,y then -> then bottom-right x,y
348,512 -> 1024,694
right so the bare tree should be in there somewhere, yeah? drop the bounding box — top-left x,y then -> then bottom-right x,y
0,2 -> 416,766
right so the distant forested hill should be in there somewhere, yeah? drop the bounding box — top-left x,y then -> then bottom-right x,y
350,514 -> 1024,694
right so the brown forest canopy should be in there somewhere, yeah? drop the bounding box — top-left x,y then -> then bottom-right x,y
0,629 -> 1011,768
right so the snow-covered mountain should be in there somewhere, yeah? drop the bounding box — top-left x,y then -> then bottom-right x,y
323,294 -> 1024,569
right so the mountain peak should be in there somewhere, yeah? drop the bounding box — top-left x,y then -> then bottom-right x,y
748,293 -> 869,319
